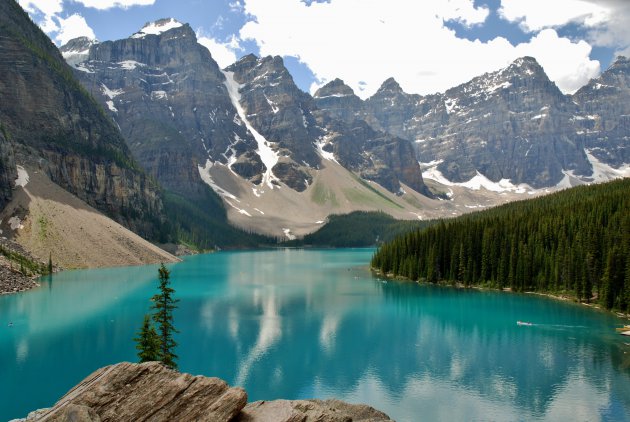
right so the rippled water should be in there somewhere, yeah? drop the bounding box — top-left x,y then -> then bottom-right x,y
1,249 -> 629,421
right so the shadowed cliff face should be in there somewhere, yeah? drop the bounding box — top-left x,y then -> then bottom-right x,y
315,57 -> 630,189
0,131 -> 17,210
0,0 -> 164,239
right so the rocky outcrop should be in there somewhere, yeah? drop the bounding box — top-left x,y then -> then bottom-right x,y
0,0 -> 164,239
236,399 -> 392,422
15,362 -> 392,422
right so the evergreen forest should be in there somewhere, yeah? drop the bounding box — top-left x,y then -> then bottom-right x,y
371,179 -> 630,311
284,211 -> 430,247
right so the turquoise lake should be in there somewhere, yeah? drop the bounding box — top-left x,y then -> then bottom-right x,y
1,249 -> 630,421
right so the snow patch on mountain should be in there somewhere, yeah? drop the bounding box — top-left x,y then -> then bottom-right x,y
222,70 -> 280,189
198,160 -> 238,200
131,18 -> 183,38
315,135 -> 338,164
15,166 -> 29,188
421,161 -> 532,194
586,150 -> 630,182
101,84 -> 123,100
118,60 -> 146,70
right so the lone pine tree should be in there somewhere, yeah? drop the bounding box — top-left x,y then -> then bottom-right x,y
151,263 -> 180,369
134,264 -> 179,368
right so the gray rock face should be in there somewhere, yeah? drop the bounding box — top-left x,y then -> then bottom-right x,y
16,362 -> 392,422
315,111 -> 429,195
573,56 -> 630,167
225,54 -> 322,191
316,56 -> 629,188
0,131 -> 17,211
69,21 -> 262,199
313,78 -> 365,124
66,25 -> 429,197
58,36 -> 98,67
0,0 -> 163,238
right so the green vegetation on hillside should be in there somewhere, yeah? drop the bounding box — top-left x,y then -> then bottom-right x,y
285,211 -> 430,247
163,186 -> 277,249
0,244 -> 50,277
371,179 -> 630,311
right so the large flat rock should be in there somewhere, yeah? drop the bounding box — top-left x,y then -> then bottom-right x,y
15,362 -> 393,422
28,362 -> 247,422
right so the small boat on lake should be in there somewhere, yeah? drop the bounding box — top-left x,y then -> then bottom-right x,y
620,330 -> 630,337
615,325 -> 630,332
517,321 -> 533,326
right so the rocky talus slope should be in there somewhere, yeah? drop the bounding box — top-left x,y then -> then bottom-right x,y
15,362 -> 392,422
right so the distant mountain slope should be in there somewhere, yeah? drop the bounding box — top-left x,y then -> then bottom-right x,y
0,0 -> 164,239
315,57 -> 630,189
372,178 -> 630,311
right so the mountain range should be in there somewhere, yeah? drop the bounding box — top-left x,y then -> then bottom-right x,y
1,2 -> 629,263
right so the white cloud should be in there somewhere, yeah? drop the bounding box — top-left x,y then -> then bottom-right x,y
18,0 -> 63,17
239,0 -> 600,98
514,29 -> 600,93
197,34 -> 241,68
72,0 -> 156,9
499,0 -> 630,58
498,0 -> 608,32
54,13 -> 97,45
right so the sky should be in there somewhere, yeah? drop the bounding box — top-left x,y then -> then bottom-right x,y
18,0 -> 630,99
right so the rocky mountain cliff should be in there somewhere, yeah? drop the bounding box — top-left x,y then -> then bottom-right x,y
315,56 -> 629,188
0,130 -> 17,210
62,21 -> 431,237
0,0 -> 164,239
573,56 -> 630,167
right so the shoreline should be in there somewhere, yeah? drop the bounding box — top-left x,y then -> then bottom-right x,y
373,269 -> 630,321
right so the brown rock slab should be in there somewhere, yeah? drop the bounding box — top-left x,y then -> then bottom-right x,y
32,362 -> 247,422
235,399 -> 393,422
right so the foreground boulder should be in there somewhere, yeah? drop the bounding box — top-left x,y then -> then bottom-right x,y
16,362 -> 392,422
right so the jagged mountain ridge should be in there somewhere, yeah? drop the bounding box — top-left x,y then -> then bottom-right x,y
62,20 -> 432,237
315,56 -> 630,188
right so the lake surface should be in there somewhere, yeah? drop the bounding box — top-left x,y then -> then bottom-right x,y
1,249 -> 630,421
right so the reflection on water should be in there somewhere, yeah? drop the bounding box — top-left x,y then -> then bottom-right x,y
1,249 -> 629,421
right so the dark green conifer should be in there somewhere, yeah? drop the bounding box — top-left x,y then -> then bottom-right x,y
134,314 -> 160,362
151,264 -> 179,369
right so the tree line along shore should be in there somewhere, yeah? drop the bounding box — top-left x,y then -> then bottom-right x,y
372,178 -> 630,313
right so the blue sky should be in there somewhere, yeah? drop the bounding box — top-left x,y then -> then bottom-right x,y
19,0 -> 630,98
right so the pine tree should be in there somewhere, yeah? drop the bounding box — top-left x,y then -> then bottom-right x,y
134,314 -> 160,362
151,264 -> 179,369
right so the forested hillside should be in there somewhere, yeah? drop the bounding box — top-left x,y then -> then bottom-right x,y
372,179 -> 630,311
285,211 -> 429,247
